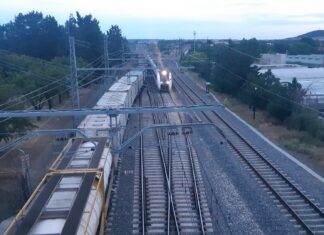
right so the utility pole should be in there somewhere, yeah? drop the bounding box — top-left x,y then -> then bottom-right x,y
104,34 -> 110,89
18,149 -> 31,200
178,38 -> 181,57
179,38 -> 183,59
193,30 -> 196,53
69,36 -> 80,110
69,36 -> 80,127
122,39 -> 125,63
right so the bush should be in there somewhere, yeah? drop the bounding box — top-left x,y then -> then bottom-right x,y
285,109 -> 324,141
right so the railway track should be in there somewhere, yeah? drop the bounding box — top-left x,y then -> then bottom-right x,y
173,71 -> 324,235
133,86 -> 178,234
132,78 -> 213,234
160,91 -> 213,234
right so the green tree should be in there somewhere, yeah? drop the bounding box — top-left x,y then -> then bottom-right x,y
107,25 -> 126,66
0,11 -> 65,60
209,44 -> 253,95
0,76 -> 34,142
67,12 -> 103,61
239,38 -> 261,58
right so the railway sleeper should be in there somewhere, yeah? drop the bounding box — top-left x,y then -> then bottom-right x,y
146,192 -> 169,196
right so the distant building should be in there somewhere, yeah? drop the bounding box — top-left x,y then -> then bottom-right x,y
259,67 -> 324,95
286,54 -> 324,67
260,53 -> 286,65
260,67 -> 324,108
259,53 -> 324,67
211,40 -> 229,45
254,64 -> 302,69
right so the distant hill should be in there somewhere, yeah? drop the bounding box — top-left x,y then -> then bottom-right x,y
291,30 -> 324,40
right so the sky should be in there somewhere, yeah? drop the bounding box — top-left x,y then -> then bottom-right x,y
0,0 -> 324,39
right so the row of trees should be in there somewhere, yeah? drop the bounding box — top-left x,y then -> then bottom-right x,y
0,11 -> 127,61
181,39 -> 324,140
0,11 -> 128,142
270,37 -> 322,55
0,12 -> 65,60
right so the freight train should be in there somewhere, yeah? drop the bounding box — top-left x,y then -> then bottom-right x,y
77,69 -> 144,144
147,55 -> 172,92
4,69 -> 145,235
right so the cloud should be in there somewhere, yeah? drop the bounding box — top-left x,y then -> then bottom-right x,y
241,13 -> 324,26
0,0 -> 323,39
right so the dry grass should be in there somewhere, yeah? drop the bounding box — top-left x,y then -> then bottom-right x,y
186,71 -> 324,172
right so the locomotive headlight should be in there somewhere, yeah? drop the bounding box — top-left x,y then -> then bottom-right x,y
161,70 -> 167,76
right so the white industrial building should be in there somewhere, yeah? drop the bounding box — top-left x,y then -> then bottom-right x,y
259,67 -> 324,95
286,54 -> 324,66
260,53 -> 324,67
260,53 -> 287,65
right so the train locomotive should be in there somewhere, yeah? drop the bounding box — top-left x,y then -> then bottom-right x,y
147,55 -> 172,92
157,68 -> 172,92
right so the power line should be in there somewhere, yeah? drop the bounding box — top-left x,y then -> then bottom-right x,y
0,52 -> 71,85
75,39 -> 123,56
187,53 -> 323,115
0,62 -> 104,124
0,60 -> 69,85
222,44 -> 260,61
0,54 -> 104,110
0,49 -> 70,69
0,39 -> 117,125
0,76 -> 68,109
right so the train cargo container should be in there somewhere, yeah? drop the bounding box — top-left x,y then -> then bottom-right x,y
4,138 -> 112,235
77,113 -> 125,145
126,69 -> 144,93
94,92 -> 129,143
109,80 -> 134,108
95,91 -> 129,109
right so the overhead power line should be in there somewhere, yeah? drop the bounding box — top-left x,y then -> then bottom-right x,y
0,54 -> 104,109
187,53 -> 323,115
0,58 -> 105,124
0,49 -> 70,69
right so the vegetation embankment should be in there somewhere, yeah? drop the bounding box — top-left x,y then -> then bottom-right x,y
180,38 -> 324,165
0,11 -> 128,142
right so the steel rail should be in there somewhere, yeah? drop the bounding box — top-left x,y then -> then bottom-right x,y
161,94 -> 172,235
184,133 -> 206,235
160,87 -> 205,234
139,92 -> 146,235
174,71 -> 324,235
147,89 -> 180,235
148,90 -> 173,234
159,92 -> 174,235
167,90 -> 207,235
167,133 -> 172,235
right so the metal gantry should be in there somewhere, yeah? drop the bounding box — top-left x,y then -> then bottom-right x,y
0,105 -> 221,118
104,34 -> 110,89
